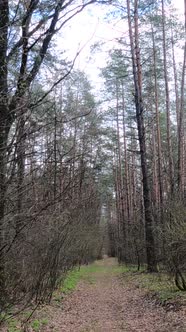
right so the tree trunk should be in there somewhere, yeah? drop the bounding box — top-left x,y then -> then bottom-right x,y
116,81 -> 126,261
121,83 -> 130,224
178,0 -> 186,198
127,0 -> 157,272
162,0 -> 174,196
0,0 -> 9,297
16,112 -> 26,232
152,26 -> 164,216
171,26 -> 180,131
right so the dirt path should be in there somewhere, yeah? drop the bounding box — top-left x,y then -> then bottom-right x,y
42,258 -> 186,332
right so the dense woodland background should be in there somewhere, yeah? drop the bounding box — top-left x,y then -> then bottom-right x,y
0,0 -> 185,318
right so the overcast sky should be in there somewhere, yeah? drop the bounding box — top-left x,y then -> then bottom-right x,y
56,0 -> 185,89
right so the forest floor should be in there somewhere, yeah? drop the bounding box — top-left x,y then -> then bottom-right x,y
2,258 -> 186,332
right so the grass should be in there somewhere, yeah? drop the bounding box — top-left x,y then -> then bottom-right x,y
60,265 -> 100,293
91,259 -> 186,305
7,318 -> 21,332
59,260 -> 144,295
60,268 -> 83,293
123,268 -> 186,304
31,318 -> 48,332
60,260 -> 139,294
0,313 -> 22,332
1,313 -> 48,332
3,259 -> 186,331
2,264 -> 105,331
31,319 -> 41,332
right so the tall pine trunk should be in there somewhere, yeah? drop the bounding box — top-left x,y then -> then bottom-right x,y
116,81 -> 126,261
162,0 -> 174,196
178,0 -> 186,198
127,0 -> 157,272
152,26 -> 164,216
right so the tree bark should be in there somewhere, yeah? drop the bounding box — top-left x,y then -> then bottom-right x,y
126,0 -> 157,272
161,0 -> 174,196
121,83 -> 130,224
116,81 -> 126,261
0,0 -> 9,301
178,0 -> 186,198
171,26 -> 180,131
152,26 -> 164,215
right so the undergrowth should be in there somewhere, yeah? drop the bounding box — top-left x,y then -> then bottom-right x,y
2,259 -> 186,331
124,268 -> 186,304
1,313 -> 49,332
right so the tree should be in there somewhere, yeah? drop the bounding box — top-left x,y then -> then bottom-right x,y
177,0 -> 186,199
161,0 -> 175,196
0,0 -> 99,306
126,0 -> 157,272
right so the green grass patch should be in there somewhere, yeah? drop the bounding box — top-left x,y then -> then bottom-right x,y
127,271 -> 186,304
61,261 -> 121,293
31,318 -> 49,332
60,260 -> 141,294
7,318 -> 21,332
2,313 -> 49,332
112,264 -> 145,274
31,319 -> 41,332
0,314 -> 22,332
61,268 -> 83,293
109,261 -> 186,304
61,265 -> 99,293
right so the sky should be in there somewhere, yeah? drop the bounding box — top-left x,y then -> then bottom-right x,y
56,0 -> 185,91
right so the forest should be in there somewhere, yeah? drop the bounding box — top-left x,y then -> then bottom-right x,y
0,0 -> 186,330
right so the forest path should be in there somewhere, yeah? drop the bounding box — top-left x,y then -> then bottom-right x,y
43,258 -> 185,332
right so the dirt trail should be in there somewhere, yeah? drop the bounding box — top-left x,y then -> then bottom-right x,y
44,258 -> 186,332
